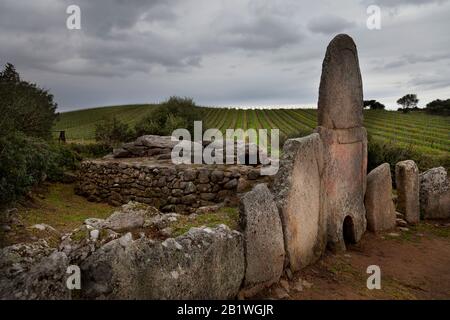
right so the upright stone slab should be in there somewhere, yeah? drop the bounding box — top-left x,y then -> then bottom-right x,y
272,133 -> 327,271
395,160 -> 420,224
364,163 -> 396,232
316,34 -> 367,251
419,167 -> 450,219
239,184 -> 285,296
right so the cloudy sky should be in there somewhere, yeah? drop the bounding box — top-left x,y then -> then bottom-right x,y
1,0 -> 449,111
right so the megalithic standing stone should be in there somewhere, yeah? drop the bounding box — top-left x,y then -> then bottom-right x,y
316,34 -> 368,251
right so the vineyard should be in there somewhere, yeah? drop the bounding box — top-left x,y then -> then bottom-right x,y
54,104 -> 450,160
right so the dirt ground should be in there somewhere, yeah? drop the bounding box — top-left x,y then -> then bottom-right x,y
255,221 -> 450,300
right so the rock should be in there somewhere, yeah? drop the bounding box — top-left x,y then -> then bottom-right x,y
365,163 -> 396,232
240,184 -> 285,294
31,223 -> 57,232
316,34 -> 367,251
396,219 -> 408,227
102,201 -> 158,232
195,204 -> 222,215
81,225 -> 245,299
395,160 -> 420,224
0,243 -> 70,300
387,232 -> 400,237
223,179 -> 238,190
1,224 -> 11,232
272,133 -> 326,271
90,229 -> 100,241
273,288 -> 289,300
112,148 -> 131,158
419,167 -> 450,219
318,34 -> 363,129
160,227 -> 173,237
302,279 -> 313,289
292,279 -> 303,292
398,227 -> 409,232
285,268 -> 293,280
279,279 -> 290,292
396,212 -> 405,219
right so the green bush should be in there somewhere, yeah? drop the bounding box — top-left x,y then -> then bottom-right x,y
0,63 -> 58,139
94,116 -> 132,148
67,143 -> 112,159
135,96 -> 204,136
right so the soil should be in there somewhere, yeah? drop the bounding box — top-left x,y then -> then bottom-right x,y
254,221 -> 450,300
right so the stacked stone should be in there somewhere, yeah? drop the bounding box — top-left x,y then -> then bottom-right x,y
76,160 -> 270,213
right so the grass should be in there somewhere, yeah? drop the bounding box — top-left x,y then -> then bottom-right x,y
18,183 -> 114,232
170,207 -> 240,237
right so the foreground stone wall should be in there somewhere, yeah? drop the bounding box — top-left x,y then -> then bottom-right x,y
76,158 -> 271,213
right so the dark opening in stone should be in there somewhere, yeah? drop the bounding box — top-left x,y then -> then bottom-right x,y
343,215 -> 356,247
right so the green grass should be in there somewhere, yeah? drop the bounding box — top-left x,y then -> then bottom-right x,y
170,207 -> 240,237
17,183 -> 115,232
53,104 -> 450,159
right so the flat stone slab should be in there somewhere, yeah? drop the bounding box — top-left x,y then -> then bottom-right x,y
419,167 -> 450,219
272,133 -> 327,271
240,184 -> 285,295
395,160 -> 420,224
365,163 -> 396,232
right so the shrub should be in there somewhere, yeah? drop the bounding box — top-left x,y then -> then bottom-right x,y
135,96 -> 204,137
0,63 -> 58,139
67,143 -> 112,159
425,99 -> 450,116
94,116 -> 132,148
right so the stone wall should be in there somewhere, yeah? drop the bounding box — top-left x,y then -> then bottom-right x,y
76,158 -> 271,213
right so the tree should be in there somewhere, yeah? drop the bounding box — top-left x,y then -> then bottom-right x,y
95,117 -> 132,147
364,100 -> 385,110
0,63 -> 58,139
397,94 -> 419,113
425,99 -> 450,116
135,96 -> 204,136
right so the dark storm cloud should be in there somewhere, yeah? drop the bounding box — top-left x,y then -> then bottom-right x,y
307,15 -> 356,35
0,0 -> 449,110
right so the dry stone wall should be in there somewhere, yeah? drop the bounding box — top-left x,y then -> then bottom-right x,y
76,159 -> 271,213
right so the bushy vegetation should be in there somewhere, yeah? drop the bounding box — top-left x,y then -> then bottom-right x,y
135,96 -> 205,136
397,94 -> 419,113
426,99 -> 450,116
364,100 -> 385,110
94,116 -> 133,148
0,63 -> 80,205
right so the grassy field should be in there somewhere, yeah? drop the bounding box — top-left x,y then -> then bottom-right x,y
54,104 -> 450,158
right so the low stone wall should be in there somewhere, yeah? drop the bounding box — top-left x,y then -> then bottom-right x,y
76,158 -> 271,213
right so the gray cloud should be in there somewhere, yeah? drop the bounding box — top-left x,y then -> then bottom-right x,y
307,15 -> 355,35
0,0 -> 449,111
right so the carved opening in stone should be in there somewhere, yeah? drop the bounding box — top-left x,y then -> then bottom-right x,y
343,215 -> 356,246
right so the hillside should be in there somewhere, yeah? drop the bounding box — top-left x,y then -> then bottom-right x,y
54,104 -> 450,158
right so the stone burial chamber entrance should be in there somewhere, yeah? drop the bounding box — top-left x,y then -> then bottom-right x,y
271,34 -> 368,273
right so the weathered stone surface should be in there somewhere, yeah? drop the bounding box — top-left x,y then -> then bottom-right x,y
419,167 -> 450,219
318,34 -> 363,129
316,126 -> 367,251
365,163 -> 396,232
0,241 -> 70,300
395,160 -> 420,224
316,34 -> 367,251
239,184 -> 284,295
102,201 -> 158,232
272,133 -> 326,271
80,225 -> 245,299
